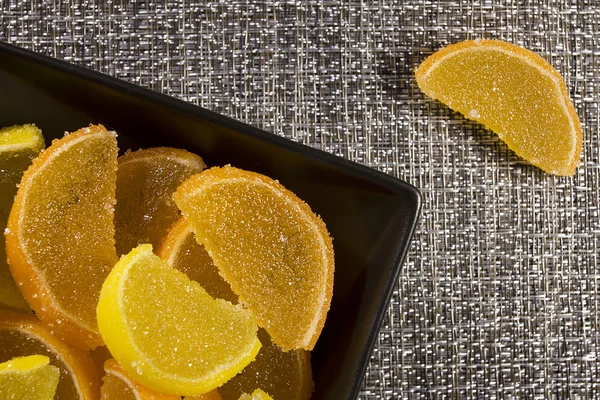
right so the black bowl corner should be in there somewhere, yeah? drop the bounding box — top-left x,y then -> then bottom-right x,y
0,41 -> 421,400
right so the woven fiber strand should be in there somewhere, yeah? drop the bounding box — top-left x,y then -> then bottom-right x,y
1,1 -> 600,399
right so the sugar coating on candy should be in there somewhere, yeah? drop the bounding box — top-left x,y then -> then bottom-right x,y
0,312 -> 99,400
122,250 -> 255,377
97,244 -> 261,396
160,219 -> 313,399
174,166 -> 335,351
7,125 -> 118,344
415,39 -> 582,176
115,147 -> 205,256
0,329 -> 78,398
0,124 -> 44,152
0,355 -> 60,400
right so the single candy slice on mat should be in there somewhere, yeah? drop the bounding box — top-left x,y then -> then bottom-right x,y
415,39 -> 583,176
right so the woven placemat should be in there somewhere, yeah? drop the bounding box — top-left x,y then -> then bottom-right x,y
2,1 -> 599,398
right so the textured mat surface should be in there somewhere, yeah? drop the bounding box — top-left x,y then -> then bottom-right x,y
1,1 -> 599,398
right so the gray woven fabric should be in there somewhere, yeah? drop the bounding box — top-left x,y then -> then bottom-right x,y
2,1 -> 599,398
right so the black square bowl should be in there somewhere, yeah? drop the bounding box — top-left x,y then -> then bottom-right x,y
0,41 -> 421,400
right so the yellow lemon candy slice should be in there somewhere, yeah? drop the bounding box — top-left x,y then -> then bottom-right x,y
158,218 -> 314,400
0,310 -> 100,399
0,124 -> 44,311
97,244 -> 261,396
0,355 -> 59,400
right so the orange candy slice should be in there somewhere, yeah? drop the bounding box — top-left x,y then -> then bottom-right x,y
100,359 -> 180,400
6,125 -> 118,349
415,39 -> 583,176
158,218 -> 314,399
0,310 -> 100,399
115,147 -> 205,256
173,166 -> 335,351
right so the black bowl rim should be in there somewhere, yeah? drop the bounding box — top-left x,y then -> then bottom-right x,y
0,40 -> 422,398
